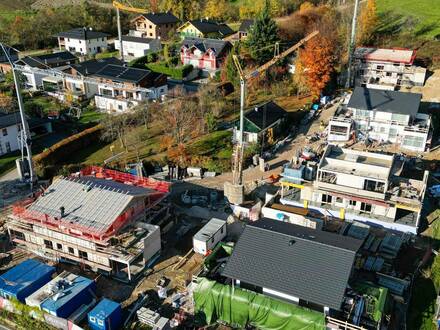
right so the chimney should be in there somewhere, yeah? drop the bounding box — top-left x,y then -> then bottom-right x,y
60,206 -> 65,218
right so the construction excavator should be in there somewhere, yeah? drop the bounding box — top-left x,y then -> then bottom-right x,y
225,30 -> 319,205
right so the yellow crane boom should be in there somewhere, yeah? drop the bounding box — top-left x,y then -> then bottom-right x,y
112,1 -> 148,61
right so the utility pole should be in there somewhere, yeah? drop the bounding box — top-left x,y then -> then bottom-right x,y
345,0 -> 360,88
1,43 -> 35,190
116,8 -> 125,62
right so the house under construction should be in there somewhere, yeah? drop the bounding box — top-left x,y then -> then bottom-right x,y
7,166 -> 171,282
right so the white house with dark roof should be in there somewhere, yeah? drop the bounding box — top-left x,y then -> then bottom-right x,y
328,87 -> 431,152
0,111 -> 52,155
115,36 -> 162,60
178,19 -> 234,39
14,51 -> 78,91
91,64 -> 167,112
56,28 -> 110,55
353,47 -> 426,90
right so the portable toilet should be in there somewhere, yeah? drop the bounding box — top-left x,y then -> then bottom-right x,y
88,298 -> 122,330
0,259 -> 55,302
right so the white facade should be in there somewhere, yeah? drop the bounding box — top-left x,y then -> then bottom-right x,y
193,218 -> 227,255
20,67 -> 47,90
60,37 -> 108,55
115,38 -> 161,60
94,84 -> 167,113
278,146 -> 428,234
352,109 -> 431,152
65,76 -> 99,100
354,48 -> 426,89
0,123 -> 20,155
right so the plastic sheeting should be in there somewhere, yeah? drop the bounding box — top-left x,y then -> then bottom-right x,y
193,278 -> 325,330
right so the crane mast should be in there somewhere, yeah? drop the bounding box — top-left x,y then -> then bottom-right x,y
226,31 -> 319,204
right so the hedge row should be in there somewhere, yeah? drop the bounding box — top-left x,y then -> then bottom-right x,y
34,124 -> 102,169
128,52 -> 160,69
146,63 -> 193,80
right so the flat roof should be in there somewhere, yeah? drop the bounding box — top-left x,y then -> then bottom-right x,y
354,47 -> 416,64
0,259 -> 55,297
222,219 -> 362,310
320,145 -> 394,181
28,176 -> 153,236
39,272 -> 94,313
194,218 -> 225,242
347,87 -> 421,116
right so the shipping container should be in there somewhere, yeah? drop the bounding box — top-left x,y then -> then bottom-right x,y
0,259 -> 55,302
39,272 -> 96,318
193,218 -> 227,255
88,298 -> 122,330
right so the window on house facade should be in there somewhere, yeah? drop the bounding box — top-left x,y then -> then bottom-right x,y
321,194 -> 332,204
360,202 -> 372,213
149,25 -> 152,28
349,200 -> 357,206
391,113 -> 408,125
389,127 -> 398,139
101,88 -> 113,96
68,247 -> 75,254
2,128 -> 7,136
118,104 -> 123,111
149,33 -> 153,37
336,197 -> 343,203
5,142 -> 10,153
78,250 -> 88,259
402,135 -> 425,149
386,72 -> 392,77
376,65 -> 384,70
44,240 -> 53,249
364,179 -> 385,193
56,243 -> 63,250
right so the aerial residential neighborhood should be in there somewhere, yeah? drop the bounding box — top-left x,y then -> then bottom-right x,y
0,0 -> 439,329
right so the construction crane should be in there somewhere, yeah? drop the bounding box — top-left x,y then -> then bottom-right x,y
228,30 -> 319,200
112,1 -> 147,62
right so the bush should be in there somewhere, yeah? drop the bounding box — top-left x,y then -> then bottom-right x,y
33,124 -> 102,177
146,63 -> 193,80
128,52 -> 160,68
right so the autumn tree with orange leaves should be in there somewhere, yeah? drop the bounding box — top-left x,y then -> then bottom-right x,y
295,34 -> 336,97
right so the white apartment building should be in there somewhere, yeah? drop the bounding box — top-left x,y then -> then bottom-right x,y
353,47 -> 426,90
92,64 -> 167,112
328,87 -> 431,152
115,35 -> 162,60
275,145 -> 428,234
56,28 -> 109,56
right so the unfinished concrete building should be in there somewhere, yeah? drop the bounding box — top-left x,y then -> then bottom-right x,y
265,145 -> 428,234
8,167 -> 170,282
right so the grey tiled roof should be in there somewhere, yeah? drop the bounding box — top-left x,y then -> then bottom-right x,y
347,87 -> 421,116
239,19 -> 254,32
141,12 -> 179,25
222,219 -> 363,310
244,101 -> 287,130
182,37 -> 231,56
188,19 -> 234,36
28,176 -> 153,234
55,28 -> 110,40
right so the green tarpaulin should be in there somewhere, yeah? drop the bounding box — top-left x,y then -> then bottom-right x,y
193,278 -> 325,330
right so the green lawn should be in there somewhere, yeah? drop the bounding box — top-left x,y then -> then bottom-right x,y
0,151 -> 20,176
377,0 -> 440,39
95,50 -> 120,59
78,110 -> 104,124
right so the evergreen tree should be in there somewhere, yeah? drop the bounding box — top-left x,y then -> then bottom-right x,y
245,0 -> 280,64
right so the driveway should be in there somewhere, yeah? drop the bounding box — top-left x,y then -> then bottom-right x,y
198,101 -> 339,190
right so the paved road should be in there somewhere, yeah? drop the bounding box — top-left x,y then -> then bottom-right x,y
198,102 -> 340,190
0,168 -> 19,183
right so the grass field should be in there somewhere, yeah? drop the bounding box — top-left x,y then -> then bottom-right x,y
376,0 -> 440,39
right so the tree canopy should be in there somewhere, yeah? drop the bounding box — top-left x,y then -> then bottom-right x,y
245,0 -> 280,65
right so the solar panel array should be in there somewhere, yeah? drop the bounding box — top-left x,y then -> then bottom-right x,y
28,177 -> 149,235
95,65 -> 151,83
